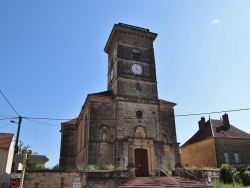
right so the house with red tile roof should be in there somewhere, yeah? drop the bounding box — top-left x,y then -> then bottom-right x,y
0,133 -> 14,188
181,113 -> 250,168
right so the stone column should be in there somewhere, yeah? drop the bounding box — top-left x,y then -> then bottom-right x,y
127,138 -> 135,177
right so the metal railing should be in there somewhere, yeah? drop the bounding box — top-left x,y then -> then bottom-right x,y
156,168 -> 180,188
179,168 -> 208,184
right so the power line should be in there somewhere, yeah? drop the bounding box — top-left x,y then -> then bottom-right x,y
21,107 -> 250,121
0,114 -> 17,118
0,90 -> 20,116
0,117 -> 18,121
0,122 -> 11,129
25,117 -> 71,121
27,119 -> 60,127
1,107 -> 250,122
175,107 -> 250,117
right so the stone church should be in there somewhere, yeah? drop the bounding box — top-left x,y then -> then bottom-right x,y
59,23 -> 181,177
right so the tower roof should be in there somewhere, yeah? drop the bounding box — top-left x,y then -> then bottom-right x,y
104,23 -> 158,53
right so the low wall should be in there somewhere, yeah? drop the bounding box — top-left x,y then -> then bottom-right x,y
24,170 -> 130,188
176,168 -> 220,183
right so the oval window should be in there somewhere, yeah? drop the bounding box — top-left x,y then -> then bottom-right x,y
136,111 -> 143,118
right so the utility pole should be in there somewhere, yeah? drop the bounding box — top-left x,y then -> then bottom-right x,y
11,116 -> 22,172
15,116 -> 22,154
20,149 -> 28,188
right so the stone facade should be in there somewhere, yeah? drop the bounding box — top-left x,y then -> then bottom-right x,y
60,23 -> 181,176
215,138 -> 250,168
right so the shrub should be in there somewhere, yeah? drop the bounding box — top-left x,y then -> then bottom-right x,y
101,164 -> 115,170
78,164 -> 123,171
238,166 -> 250,186
220,164 -> 236,184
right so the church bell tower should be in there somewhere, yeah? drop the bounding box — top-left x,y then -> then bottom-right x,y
60,23 -> 182,177
104,23 -> 158,100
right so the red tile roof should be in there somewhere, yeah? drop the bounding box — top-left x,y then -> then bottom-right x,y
182,119 -> 250,147
0,133 -> 14,149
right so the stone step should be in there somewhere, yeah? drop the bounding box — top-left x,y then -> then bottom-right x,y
118,176 -> 212,188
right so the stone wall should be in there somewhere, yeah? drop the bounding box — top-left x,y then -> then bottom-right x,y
60,123 -> 77,168
24,170 -> 129,188
177,168 -> 220,183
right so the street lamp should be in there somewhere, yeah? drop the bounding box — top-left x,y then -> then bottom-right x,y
10,116 -> 22,172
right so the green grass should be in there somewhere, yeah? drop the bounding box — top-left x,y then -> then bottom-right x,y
211,182 -> 244,188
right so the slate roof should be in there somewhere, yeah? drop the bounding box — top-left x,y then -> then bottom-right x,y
0,133 -> 14,149
182,119 -> 250,147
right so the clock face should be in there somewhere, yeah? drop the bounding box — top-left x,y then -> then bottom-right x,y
131,64 -> 142,74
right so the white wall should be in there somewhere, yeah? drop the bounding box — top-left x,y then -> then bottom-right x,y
0,137 -> 14,188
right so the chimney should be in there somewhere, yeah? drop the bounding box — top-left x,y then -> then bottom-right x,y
222,113 -> 230,129
198,117 -> 206,130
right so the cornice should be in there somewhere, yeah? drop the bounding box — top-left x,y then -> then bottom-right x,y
104,23 -> 157,54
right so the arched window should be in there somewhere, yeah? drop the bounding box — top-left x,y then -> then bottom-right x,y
132,49 -> 140,61
163,131 -> 168,143
100,126 -> 109,142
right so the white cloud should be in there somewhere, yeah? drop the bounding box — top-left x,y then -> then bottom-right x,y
211,19 -> 220,25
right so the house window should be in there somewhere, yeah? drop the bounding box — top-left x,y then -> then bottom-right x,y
224,152 -> 229,163
234,153 -> 239,163
132,49 -> 140,61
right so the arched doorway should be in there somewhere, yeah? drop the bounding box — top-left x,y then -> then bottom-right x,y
134,149 -> 149,177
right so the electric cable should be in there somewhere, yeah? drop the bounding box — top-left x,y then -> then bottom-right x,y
1,107 -> 249,122
26,119 -> 60,127
0,90 -> 20,116
0,122 -> 11,129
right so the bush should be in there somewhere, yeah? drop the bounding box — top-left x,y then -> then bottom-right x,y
100,164 -> 115,170
78,164 -> 123,171
238,166 -> 250,186
220,164 -> 236,184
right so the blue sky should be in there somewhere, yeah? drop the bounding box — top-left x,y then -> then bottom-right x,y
1,1 -> 250,168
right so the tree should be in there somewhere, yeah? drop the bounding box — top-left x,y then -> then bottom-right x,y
18,141 -> 46,170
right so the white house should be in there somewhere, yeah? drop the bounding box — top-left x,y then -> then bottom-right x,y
0,133 -> 14,188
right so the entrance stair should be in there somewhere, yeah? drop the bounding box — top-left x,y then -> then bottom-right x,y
118,176 -> 212,188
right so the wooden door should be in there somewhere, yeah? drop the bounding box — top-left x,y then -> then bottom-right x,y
134,149 -> 149,177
